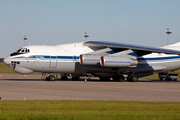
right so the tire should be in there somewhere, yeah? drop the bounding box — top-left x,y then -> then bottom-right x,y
99,77 -> 110,81
72,76 -> 80,81
49,75 -> 55,81
119,76 -> 125,82
113,76 -> 124,82
46,77 -> 50,81
127,75 -> 132,82
127,75 -> 138,82
113,76 -> 119,81
131,76 -> 138,82
61,76 -> 68,80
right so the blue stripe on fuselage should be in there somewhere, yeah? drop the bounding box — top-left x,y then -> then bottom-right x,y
138,56 -> 180,61
12,55 -> 180,62
12,55 -> 79,60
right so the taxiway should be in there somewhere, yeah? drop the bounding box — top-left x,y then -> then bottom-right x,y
0,73 -> 180,101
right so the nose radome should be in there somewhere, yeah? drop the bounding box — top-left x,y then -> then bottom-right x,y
4,56 -> 11,65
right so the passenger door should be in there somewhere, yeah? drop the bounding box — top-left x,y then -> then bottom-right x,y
49,56 -> 57,68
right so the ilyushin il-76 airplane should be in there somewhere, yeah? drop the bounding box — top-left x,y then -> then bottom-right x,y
3,39 -> 180,82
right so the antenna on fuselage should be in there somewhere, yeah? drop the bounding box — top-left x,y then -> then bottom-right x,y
84,32 -> 89,41
23,35 -> 28,46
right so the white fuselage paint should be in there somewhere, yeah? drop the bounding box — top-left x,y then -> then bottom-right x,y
4,42 -> 180,76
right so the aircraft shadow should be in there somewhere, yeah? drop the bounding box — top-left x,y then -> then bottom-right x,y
1,78 -> 180,83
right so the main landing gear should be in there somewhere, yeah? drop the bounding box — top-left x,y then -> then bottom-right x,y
46,75 -> 56,81
127,75 -> 138,82
113,75 -> 125,82
100,77 -> 110,81
72,76 -> 80,81
99,75 -> 138,82
46,75 -> 69,81
41,73 -> 56,81
61,76 -> 68,80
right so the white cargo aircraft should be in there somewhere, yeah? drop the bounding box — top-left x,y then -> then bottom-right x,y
3,40 -> 180,82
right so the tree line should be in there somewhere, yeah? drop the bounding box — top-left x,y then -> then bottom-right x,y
0,58 -> 4,62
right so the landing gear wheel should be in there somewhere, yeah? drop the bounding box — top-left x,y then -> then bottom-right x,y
131,76 -> 138,82
113,76 -> 125,82
119,76 -> 125,82
46,77 -> 50,81
72,76 -> 80,81
61,76 -> 68,80
49,75 -> 55,81
127,75 -> 132,82
127,75 -> 138,82
100,77 -> 110,81
113,76 -> 119,81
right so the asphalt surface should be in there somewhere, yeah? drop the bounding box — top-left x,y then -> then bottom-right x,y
0,73 -> 180,101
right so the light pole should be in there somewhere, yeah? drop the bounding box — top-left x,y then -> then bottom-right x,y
23,35 -> 27,46
166,28 -> 172,45
165,28 -> 172,78
84,32 -> 89,41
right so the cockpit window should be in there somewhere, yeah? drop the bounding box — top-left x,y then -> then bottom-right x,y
10,48 -> 30,56
17,49 -> 21,52
16,48 -> 30,53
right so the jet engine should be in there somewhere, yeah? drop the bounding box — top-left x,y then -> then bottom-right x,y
79,54 -> 101,65
100,56 -> 138,67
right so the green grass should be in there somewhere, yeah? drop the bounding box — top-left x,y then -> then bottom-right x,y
143,69 -> 180,79
0,63 -> 15,73
0,100 -> 180,120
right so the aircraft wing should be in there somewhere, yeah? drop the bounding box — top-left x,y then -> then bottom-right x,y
84,41 -> 180,56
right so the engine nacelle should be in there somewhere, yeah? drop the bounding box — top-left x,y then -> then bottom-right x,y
100,56 -> 138,67
79,54 -> 101,65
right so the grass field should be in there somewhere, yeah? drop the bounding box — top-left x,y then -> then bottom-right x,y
0,63 -> 15,73
0,100 -> 180,120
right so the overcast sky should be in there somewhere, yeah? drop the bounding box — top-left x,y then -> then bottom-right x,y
1,0 -> 180,58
